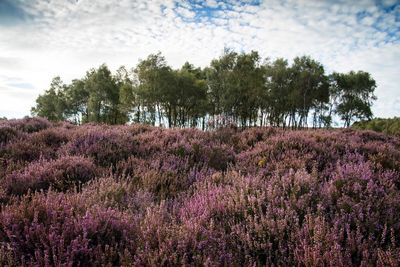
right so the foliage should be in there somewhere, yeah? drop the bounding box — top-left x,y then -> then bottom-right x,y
31,51 -> 377,128
31,77 -> 68,122
331,71 -> 377,127
353,117 -> 400,136
0,117 -> 399,266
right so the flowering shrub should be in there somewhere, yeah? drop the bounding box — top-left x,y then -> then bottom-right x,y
3,156 -> 97,196
0,127 -> 70,167
132,128 -> 235,171
0,117 -> 399,266
0,126 -> 20,144
0,192 -> 136,266
0,116 -> 51,133
60,126 -> 137,167
115,154 -> 215,200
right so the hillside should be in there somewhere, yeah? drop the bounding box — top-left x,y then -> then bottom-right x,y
353,117 -> 400,136
0,117 -> 399,266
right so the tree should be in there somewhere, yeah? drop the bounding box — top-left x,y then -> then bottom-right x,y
289,56 -> 329,128
205,50 -> 266,127
134,53 -> 173,126
332,71 -> 377,127
30,50 -> 378,128
230,51 -> 265,127
263,58 -> 291,127
64,79 -> 89,124
85,64 -> 126,124
206,49 -> 237,126
116,66 -> 135,123
173,65 -> 208,127
31,77 -> 67,121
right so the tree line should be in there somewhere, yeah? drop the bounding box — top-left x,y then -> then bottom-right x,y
31,50 -> 377,129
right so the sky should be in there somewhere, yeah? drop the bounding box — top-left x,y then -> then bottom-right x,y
0,0 -> 399,119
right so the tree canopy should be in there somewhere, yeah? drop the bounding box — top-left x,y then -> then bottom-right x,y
31,50 -> 377,128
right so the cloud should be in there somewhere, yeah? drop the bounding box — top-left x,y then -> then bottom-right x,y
175,5 -> 196,19
205,0 -> 220,8
0,0 -> 399,119
0,74 -> 37,118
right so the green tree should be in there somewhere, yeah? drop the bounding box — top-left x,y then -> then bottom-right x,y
30,50 -> 378,129
332,71 -> 377,127
85,64 -> 125,124
115,66 -> 135,123
206,49 -> 237,126
173,64 -> 208,127
289,56 -> 328,128
230,51 -> 265,127
263,58 -> 291,127
31,77 -> 67,121
134,53 -> 173,126
64,78 -> 89,124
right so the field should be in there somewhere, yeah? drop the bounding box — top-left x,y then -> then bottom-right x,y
0,117 -> 399,266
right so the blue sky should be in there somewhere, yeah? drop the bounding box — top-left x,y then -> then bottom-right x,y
0,0 -> 399,119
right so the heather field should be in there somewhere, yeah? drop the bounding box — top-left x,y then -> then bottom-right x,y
0,117 -> 399,266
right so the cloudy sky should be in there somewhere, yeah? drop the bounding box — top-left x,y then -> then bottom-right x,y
0,0 -> 399,119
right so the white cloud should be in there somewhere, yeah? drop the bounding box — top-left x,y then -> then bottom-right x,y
175,6 -> 196,19
382,0 -> 398,7
0,0 -> 399,119
205,0 -> 219,8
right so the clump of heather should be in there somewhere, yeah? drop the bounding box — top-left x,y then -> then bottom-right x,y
3,156 -> 97,196
60,126 -> 137,167
116,154 -> 215,200
133,128 -> 235,171
0,125 -> 20,144
80,176 -> 154,212
0,192 -> 136,266
0,117 -> 399,266
0,116 -> 51,133
0,127 -> 70,168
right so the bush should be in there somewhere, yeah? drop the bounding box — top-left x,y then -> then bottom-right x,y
0,127 -> 70,165
0,126 -> 20,144
61,126 -> 137,167
1,121 -> 400,266
116,154 -> 214,200
353,117 -> 400,136
0,117 -> 51,133
3,156 -> 97,196
0,192 -> 136,266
